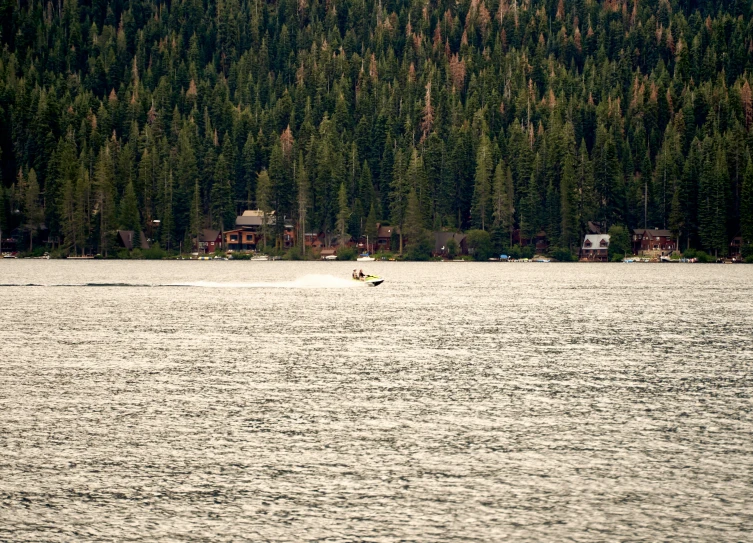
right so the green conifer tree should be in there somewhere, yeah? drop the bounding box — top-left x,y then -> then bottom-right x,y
211,152 -> 234,231
471,135 -> 493,230
94,145 -> 116,256
256,170 -> 272,250
336,182 -> 351,246
119,180 -> 141,233
741,159 -> 753,245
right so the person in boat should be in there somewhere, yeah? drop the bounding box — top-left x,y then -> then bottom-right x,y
352,269 -> 357,279
359,269 -> 365,280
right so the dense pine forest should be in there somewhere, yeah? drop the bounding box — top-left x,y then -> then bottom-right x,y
0,0 -> 752,257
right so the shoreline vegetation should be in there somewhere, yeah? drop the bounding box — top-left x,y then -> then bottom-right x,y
3,240 -> 749,263
1,1 -> 753,266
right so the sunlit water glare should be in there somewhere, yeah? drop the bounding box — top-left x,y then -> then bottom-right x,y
1,260 -> 751,541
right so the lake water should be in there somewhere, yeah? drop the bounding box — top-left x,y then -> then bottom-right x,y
1,261 -> 751,541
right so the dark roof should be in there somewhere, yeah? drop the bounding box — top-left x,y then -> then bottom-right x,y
236,210 -> 276,227
377,225 -> 398,238
199,229 -> 220,242
633,228 -> 672,237
587,221 -> 604,234
117,230 -> 150,250
434,232 -> 466,253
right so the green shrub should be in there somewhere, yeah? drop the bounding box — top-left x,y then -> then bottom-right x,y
696,251 -> 712,263
607,224 -> 631,259
506,244 -> 534,259
390,231 -> 400,252
336,246 -> 357,260
405,231 -> 433,261
466,229 -> 493,260
230,252 -> 252,260
284,246 -> 303,260
116,249 -> 131,259
143,242 -> 167,260
548,246 -> 576,262
741,245 -> 753,259
446,238 -> 459,259
745,255 -> 753,264
684,248 -> 713,262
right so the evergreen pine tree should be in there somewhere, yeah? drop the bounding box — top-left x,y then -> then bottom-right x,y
472,135 -> 493,230
390,149 -> 409,253
94,145 -> 116,256
23,169 -> 43,252
211,152 -> 234,231
119,180 -> 141,233
336,182 -> 350,246
189,179 -> 202,252
492,161 -> 514,247
296,152 -> 308,254
741,159 -> 753,245
365,203 -> 378,253
256,170 -> 272,250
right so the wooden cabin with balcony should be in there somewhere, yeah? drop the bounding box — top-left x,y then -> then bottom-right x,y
632,228 -> 676,255
581,234 -> 610,261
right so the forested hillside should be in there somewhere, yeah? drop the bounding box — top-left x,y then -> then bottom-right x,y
0,0 -> 752,256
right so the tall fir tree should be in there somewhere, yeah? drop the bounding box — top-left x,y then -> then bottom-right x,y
740,158 -> 753,245
336,182 -> 350,246
472,135 -> 493,230
119,180 -> 141,233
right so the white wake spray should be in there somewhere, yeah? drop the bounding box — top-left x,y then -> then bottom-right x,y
169,274 -> 363,289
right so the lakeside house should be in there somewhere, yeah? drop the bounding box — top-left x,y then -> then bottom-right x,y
511,229 -> 549,251
632,228 -> 676,255
224,229 -> 260,252
116,230 -> 150,251
376,224 -> 398,252
581,234 -> 610,261
433,232 -> 468,257
304,232 -> 324,250
224,210 -> 296,252
198,229 -> 222,254
730,236 -> 742,258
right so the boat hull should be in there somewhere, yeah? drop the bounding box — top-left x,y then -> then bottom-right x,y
353,276 -> 384,287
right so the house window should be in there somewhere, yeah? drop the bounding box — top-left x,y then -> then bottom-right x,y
600,239 -> 608,247
230,235 -> 238,242
246,235 -> 253,242
584,240 -> 592,248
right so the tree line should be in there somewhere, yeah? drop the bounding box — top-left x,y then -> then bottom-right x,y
0,0 -> 752,257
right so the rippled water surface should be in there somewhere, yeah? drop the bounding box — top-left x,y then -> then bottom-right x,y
1,261 -> 752,541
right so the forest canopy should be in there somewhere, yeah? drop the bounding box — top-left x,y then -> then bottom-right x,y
0,0 -> 752,256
